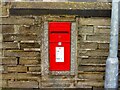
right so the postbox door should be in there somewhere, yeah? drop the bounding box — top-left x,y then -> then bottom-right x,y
49,22 -> 71,71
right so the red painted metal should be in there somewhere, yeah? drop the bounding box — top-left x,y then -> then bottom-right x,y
49,22 -> 71,71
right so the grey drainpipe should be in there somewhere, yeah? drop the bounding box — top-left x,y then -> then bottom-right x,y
105,0 -> 120,89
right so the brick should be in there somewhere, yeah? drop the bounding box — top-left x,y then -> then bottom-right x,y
4,50 -> 40,57
78,50 -> 108,57
2,42 -> 18,49
80,18 -> 110,26
77,42 -> 97,50
7,66 -> 27,72
28,66 -> 41,72
8,81 -> 38,88
20,43 -> 40,49
19,59 -> 39,65
3,34 -> 38,42
98,43 -> 109,50
78,25 -> 94,34
1,16 -> 34,25
1,57 -> 17,65
86,34 -> 110,43
2,25 -> 14,34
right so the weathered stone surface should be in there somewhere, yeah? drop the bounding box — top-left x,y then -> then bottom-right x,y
2,42 -> 18,49
19,59 -> 39,65
11,2 -> 111,9
79,65 -> 105,72
1,57 -> 17,65
3,34 -> 38,42
80,18 -> 110,26
7,66 -> 27,72
0,3 -> 115,88
18,25 -> 41,35
2,6 -> 8,16
78,50 -> 108,57
77,42 -> 98,50
20,43 -> 40,49
77,80 -> 104,87
8,81 -> 39,88
2,73 -> 40,80
4,50 -> 40,57
78,58 -> 106,65
47,16 -> 75,21
78,72 -> 104,80
1,80 -> 7,88
2,25 -> 14,34
86,34 -> 110,43
1,16 -> 34,25
94,26 -> 110,34
98,43 -> 109,50
78,25 -> 94,34
28,66 -> 41,72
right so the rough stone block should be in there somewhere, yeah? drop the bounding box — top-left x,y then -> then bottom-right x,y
19,59 -> 39,65
20,43 -> 40,49
8,81 -> 38,88
78,50 -> 108,57
1,57 -> 17,65
2,42 -> 18,49
78,58 -> 106,65
79,65 -> 105,72
94,26 -> 110,34
1,16 -> 34,25
4,50 -> 40,57
18,25 -> 41,35
7,66 -> 27,72
3,34 -> 38,42
2,73 -> 40,80
80,18 -> 110,26
86,34 -> 110,43
2,25 -> 14,34
78,25 -> 94,34
78,72 -> 104,80
2,6 -> 8,16
1,80 -> 7,88
77,80 -> 104,87
28,66 -> 41,72
98,43 -> 109,50
77,42 -> 98,50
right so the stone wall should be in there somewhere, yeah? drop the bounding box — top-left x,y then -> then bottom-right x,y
1,2 -> 119,89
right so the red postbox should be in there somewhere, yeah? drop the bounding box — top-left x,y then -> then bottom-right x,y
49,22 -> 71,71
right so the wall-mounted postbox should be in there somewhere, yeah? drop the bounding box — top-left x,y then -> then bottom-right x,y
49,22 -> 71,71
